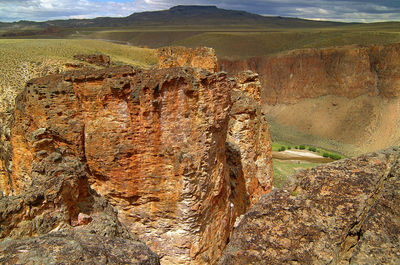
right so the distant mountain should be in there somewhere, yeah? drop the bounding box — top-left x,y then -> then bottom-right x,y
0,5 -> 347,30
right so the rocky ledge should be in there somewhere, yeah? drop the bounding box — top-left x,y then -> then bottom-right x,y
220,147 -> 400,264
0,47 -> 273,264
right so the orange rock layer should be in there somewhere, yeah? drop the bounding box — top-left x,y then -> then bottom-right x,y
3,64 -> 273,264
220,43 -> 400,104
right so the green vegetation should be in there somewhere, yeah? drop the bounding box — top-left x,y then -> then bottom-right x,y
271,140 -> 345,188
273,159 -> 319,188
323,152 -> 343,160
308,146 -> 317,152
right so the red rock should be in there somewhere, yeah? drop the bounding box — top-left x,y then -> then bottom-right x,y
220,147 -> 400,264
4,65 -> 248,264
78,213 -> 92,225
157,46 -> 218,73
73,54 -> 111,67
227,71 -> 273,208
220,43 -> 400,105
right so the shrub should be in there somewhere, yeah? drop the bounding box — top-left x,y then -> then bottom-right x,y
299,145 -> 305,150
295,146 -> 299,149
308,147 -> 317,152
329,154 -> 342,160
278,146 -> 286,152
323,152 -> 342,160
287,146 -> 291,150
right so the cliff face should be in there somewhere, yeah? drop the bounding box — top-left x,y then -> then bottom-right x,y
220,147 -> 400,264
2,60 -> 273,264
220,43 -> 400,105
227,71 -> 273,208
0,127 -> 160,263
158,46 -> 218,73
220,43 -> 400,155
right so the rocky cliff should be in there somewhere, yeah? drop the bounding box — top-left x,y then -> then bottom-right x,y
220,43 -> 400,155
220,147 -> 400,264
1,56 -> 273,264
0,133 -> 160,264
158,46 -> 218,73
220,43 -> 400,105
227,71 -> 273,208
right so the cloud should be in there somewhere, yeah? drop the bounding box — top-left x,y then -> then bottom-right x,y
0,0 -> 399,22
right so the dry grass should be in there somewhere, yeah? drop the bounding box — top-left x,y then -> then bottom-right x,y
0,39 -> 157,114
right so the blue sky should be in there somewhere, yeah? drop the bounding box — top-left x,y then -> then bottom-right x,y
0,0 -> 399,22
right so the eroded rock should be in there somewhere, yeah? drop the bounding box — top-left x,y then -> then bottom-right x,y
219,147 -> 400,264
220,43 -> 400,105
73,54 -> 111,67
1,64 -> 262,264
0,146 -> 160,264
157,46 -> 218,73
227,70 -> 273,208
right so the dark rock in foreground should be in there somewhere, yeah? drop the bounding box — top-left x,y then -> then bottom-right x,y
220,147 -> 400,264
0,229 -> 160,265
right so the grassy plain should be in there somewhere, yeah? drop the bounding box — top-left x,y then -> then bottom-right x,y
63,23 -> 400,59
0,39 -> 157,114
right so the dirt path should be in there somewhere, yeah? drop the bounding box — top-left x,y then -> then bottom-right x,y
272,150 -> 333,163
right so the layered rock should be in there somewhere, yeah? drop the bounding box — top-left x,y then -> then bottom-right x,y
220,147 -> 400,264
73,54 -> 111,67
220,43 -> 400,105
227,71 -> 273,208
1,65 -> 259,264
0,138 -> 160,264
157,46 -> 218,73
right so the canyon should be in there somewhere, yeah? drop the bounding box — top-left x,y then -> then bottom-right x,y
0,44 -> 399,264
220,43 -> 400,155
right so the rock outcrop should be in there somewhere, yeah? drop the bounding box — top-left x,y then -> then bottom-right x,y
0,138 -> 160,264
219,147 -> 400,264
0,61 -> 273,264
220,43 -> 400,105
158,46 -> 218,73
227,71 -> 273,207
73,54 -> 111,67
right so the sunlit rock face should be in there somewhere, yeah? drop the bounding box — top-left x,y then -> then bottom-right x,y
220,43 -> 400,105
157,46 -> 219,73
227,70 -> 273,209
3,46 -> 275,264
220,147 -> 400,264
4,65 -> 237,264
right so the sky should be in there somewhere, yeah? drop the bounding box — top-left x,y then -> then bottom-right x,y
0,0 -> 399,23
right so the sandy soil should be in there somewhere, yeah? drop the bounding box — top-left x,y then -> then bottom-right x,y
272,150 -> 332,163
264,95 -> 400,156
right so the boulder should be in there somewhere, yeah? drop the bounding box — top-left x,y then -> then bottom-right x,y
219,147 -> 400,264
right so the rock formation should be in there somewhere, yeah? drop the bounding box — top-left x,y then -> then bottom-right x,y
219,147 -> 400,264
0,55 -> 273,264
158,46 -> 218,73
73,54 -> 111,67
227,71 -> 273,208
0,137 -> 160,264
220,43 -> 400,156
220,43 -> 400,105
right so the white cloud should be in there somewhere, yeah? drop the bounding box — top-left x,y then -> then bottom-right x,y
0,0 -> 399,22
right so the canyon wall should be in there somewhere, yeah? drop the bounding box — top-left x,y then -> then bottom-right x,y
2,57 -> 273,264
220,147 -> 400,264
220,43 -> 400,155
220,43 -> 400,105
